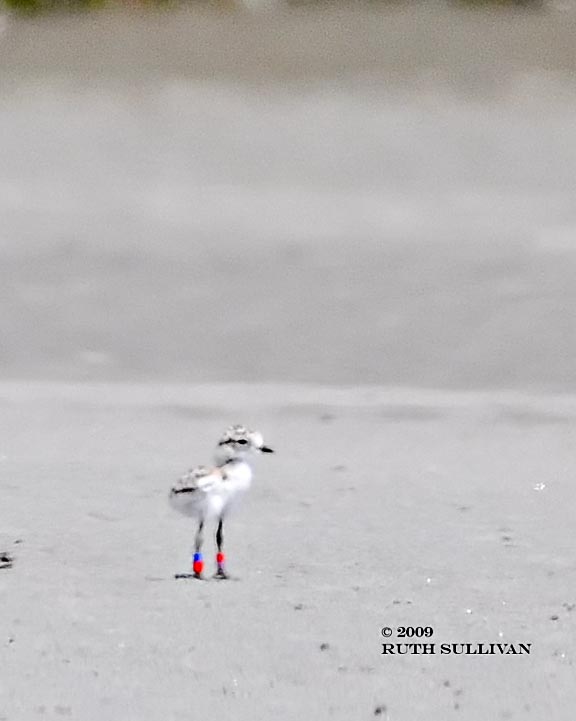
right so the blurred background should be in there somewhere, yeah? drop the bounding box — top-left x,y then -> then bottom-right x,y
0,0 -> 575,391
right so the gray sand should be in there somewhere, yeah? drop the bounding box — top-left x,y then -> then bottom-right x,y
0,383 -> 575,719
1,5 -> 576,719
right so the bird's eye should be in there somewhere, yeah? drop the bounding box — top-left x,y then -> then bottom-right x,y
237,439 -> 248,445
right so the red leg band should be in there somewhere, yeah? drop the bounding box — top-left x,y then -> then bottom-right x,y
216,552 -> 225,566
193,559 -> 204,574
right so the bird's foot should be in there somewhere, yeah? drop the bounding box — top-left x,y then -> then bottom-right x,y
192,553 -> 204,576
174,572 -> 205,580
213,567 -> 230,580
174,552 -> 205,580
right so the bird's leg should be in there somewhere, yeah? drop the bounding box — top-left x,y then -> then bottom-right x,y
214,518 -> 228,579
192,520 -> 204,578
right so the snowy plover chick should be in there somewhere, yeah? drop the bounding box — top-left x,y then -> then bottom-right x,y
169,424 -> 274,580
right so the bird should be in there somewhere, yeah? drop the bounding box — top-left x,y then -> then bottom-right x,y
169,424 -> 274,580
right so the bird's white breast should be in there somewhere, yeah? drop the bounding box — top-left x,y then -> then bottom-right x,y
223,461 -> 253,494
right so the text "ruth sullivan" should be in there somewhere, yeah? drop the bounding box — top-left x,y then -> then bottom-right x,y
382,643 -> 531,655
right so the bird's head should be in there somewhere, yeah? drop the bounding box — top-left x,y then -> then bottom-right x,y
215,424 -> 274,463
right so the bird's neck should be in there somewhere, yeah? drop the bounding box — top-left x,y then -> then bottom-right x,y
217,457 -> 253,486
214,447 -> 252,469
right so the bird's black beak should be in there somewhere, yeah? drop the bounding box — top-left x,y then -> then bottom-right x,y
261,446 -> 274,453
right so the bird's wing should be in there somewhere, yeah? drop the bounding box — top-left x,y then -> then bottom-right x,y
170,465 -> 222,496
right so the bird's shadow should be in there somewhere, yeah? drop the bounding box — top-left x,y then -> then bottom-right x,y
174,572 -> 239,582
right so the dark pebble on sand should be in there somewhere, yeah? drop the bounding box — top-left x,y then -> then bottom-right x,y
320,413 -> 335,423
320,643 -> 330,651
374,705 -> 387,716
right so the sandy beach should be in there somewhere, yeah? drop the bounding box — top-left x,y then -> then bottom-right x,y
1,4 -> 576,718
1,382 -> 575,719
